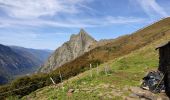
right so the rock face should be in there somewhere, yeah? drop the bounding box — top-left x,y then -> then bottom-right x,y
40,29 -> 97,72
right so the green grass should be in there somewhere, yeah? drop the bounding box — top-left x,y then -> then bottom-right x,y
2,17 -> 170,100
20,36 -> 170,100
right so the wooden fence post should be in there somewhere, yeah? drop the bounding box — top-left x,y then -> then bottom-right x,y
97,63 -> 99,75
59,71 -> 64,91
50,77 -> 56,85
105,66 -> 108,75
90,64 -> 92,77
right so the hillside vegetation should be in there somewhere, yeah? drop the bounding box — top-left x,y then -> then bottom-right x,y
22,29 -> 170,100
50,17 -> 170,84
0,17 -> 170,99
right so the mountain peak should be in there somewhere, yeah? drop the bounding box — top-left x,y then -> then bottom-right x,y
41,29 -> 97,72
70,29 -> 96,42
78,29 -> 91,37
79,28 -> 86,34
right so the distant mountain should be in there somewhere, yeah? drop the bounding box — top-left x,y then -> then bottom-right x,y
1,17 -> 170,99
0,45 -> 53,85
49,17 -> 170,83
10,46 -> 53,66
40,29 -> 97,72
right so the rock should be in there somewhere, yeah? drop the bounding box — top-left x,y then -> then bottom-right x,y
157,97 -> 169,100
111,90 -> 122,96
40,29 -> 97,72
140,98 -> 146,100
130,87 -> 156,99
67,89 -> 75,97
156,93 -> 170,100
129,87 -> 169,100
124,97 -> 139,100
110,85 -> 115,88
68,89 -> 75,93
129,93 -> 139,98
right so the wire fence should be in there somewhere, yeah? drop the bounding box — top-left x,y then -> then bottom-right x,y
0,81 -> 45,96
0,63 -> 110,97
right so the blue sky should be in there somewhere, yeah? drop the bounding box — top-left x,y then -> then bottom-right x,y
0,0 -> 169,50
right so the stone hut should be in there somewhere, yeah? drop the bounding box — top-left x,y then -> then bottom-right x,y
156,41 -> 170,97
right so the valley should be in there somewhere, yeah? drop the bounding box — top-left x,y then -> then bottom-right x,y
0,17 -> 170,99
0,45 -> 52,85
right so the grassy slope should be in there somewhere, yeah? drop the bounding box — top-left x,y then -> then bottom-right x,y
21,27 -> 170,100
3,17 -> 170,99
50,17 -> 170,82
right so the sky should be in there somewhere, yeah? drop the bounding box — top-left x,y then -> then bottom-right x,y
0,0 -> 170,50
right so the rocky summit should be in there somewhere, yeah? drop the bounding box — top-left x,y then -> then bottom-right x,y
40,29 -> 97,72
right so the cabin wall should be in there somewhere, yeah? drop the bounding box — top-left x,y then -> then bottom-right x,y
158,44 -> 170,97
158,44 -> 170,73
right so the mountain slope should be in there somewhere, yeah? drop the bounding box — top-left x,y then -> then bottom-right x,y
1,17 -> 170,99
40,29 -> 97,72
0,44 -> 37,84
24,29 -> 170,100
51,17 -> 170,80
0,45 -> 52,85
10,46 -> 53,69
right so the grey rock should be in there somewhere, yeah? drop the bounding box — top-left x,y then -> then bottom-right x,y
68,89 -> 75,93
40,29 -> 97,72
129,87 -> 169,100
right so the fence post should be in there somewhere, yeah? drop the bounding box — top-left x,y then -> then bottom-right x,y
90,64 -> 92,77
50,77 -> 56,85
59,70 -> 64,91
105,65 -> 108,75
97,63 -> 99,75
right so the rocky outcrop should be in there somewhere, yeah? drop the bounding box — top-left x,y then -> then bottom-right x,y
40,29 -> 97,72
127,87 -> 169,100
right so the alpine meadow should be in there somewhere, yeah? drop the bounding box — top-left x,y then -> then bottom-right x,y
0,0 -> 170,100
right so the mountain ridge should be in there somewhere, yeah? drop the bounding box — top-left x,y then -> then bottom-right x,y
24,30 -> 170,100
10,46 -> 53,67
0,45 -> 53,84
40,29 -> 97,72
1,17 -> 170,99
49,17 -> 170,82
